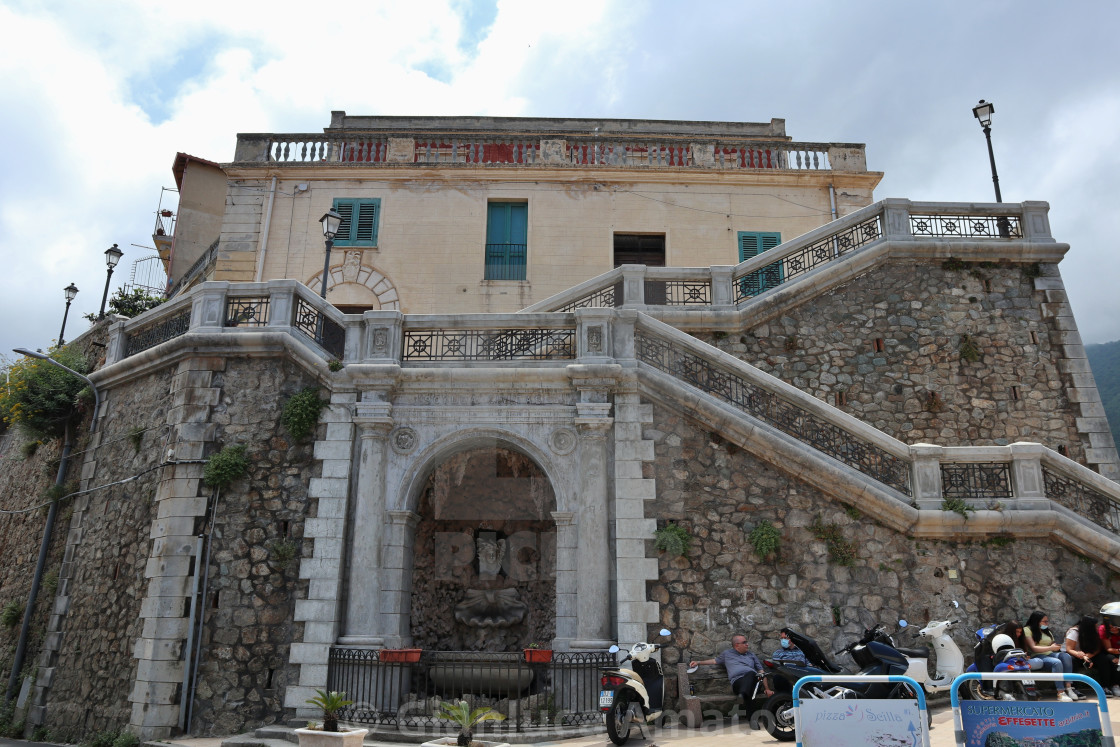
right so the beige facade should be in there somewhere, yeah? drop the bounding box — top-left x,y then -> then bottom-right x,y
163,153 -> 226,290
198,114 -> 882,314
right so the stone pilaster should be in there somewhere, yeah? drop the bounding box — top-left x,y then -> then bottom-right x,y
286,390 -> 357,718
379,510 -> 421,647
550,512 -> 577,647
127,357 -> 223,738
610,381 -> 660,645
1038,271 -> 1120,480
338,404 -> 393,646
570,404 -> 613,649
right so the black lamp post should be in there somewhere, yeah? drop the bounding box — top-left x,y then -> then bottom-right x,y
99,243 -> 124,318
972,99 -> 1003,203
319,210 -> 343,299
58,283 -> 78,346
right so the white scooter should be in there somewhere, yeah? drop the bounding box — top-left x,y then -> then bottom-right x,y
896,618 -> 966,693
600,629 -> 672,746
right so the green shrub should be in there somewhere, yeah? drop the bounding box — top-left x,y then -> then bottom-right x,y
84,287 -> 164,320
86,730 -> 119,747
269,538 -> 299,569
19,440 -> 40,458
112,732 -> 139,747
811,518 -> 858,566
128,426 -> 145,453
1,600 -> 24,628
942,497 -> 975,520
653,523 -> 692,557
748,520 -> 781,561
281,387 -> 327,441
958,334 -> 981,363
203,445 -> 249,488
0,348 -> 91,439
42,569 -> 59,595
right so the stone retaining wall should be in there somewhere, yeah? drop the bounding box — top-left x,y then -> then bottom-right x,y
702,261 -> 1088,461
644,402 -> 1115,683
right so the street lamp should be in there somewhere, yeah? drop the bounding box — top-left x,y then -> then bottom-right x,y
99,243 -> 124,318
319,210 -> 343,299
972,99 -> 1002,203
58,283 -> 78,346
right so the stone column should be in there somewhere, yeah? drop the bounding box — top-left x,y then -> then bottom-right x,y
551,512 -> 577,647
1009,442 -> 1048,510
338,404 -> 393,647
909,443 -> 944,510
380,510 -> 421,647
570,402 -> 613,649
710,266 -> 734,308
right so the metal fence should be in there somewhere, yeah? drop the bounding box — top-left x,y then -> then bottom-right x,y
293,297 -> 346,359
327,648 -> 612,733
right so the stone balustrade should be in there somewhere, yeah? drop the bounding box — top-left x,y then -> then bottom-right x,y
524,199 -> 1059,314
232,131 -> 860,172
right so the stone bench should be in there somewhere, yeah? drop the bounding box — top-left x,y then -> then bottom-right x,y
676,663 -> 741,727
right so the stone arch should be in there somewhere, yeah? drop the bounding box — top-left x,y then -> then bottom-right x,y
394,430 -> 566,651
395,428 -> 573,516
307,255 -> 400,310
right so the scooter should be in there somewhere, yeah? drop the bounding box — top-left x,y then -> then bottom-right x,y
963,623 -> 1038,700
600,628 -> 672,746
896,618 -> 966,693
760,626 -> 915,742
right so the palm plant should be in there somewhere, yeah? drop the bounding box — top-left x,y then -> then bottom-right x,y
306,689 -> 353,732
437,700 -> 506,746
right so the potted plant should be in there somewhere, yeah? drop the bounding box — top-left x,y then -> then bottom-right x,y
523,643 -> 553,664
294,690 -> 368,747
379,647 -> 422,663
423,700 -> 507,747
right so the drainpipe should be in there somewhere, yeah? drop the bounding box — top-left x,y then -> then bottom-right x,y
253,177 -> 278,282
178,534 -> 205,732
181,486 -> 219,733
828,183 -> 840,258
5,422 -> 72,703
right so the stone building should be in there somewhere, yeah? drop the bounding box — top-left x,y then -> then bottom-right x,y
9,114 -> 1120,740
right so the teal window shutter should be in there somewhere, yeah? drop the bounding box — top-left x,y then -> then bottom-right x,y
331,198 -> 380,247
737,231 -> 783,296
485,202 -> 527,280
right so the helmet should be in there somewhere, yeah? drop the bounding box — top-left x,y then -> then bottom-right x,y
990,633 -> 1015,653
1101,602 -> 1120,628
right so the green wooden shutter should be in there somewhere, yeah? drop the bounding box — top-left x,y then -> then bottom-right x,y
486,202 -> 527,280
737,231 -> 783,296
334,201 -> 355,242
354,202 -> 379,244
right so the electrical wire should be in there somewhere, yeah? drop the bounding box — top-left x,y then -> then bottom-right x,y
0,459 -> 207,515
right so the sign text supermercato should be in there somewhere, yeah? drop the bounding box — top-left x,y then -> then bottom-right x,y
963,704 -> 1057,717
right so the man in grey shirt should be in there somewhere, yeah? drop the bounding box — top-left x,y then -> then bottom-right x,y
690,634 -> 773,705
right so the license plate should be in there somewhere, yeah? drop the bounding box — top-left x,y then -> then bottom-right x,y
599,690 -> 614,707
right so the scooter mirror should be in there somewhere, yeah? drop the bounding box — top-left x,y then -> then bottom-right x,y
608,645 -> 620,654
898,620 -> 908,628
952,600 -> 960,608
659,628 -> 672,637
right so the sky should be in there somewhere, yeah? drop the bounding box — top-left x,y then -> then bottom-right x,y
0,0 -> 1118,365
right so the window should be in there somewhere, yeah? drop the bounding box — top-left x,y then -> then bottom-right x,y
738,231 -> 783,296
332,198 -> 380,247
485,202 -> 527,280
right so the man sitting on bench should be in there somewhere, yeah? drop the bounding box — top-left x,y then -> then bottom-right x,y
689,634 -> 773,707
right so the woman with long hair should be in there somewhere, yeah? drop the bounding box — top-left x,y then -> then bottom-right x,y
1024,611 -> 1077,701
1065,614 -> 1119,693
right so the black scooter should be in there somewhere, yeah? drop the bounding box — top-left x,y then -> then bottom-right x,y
756,627 -> 914,742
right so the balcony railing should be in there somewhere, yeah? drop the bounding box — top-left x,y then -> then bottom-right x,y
326,648 -> 612,733
524,199 -> 1056,314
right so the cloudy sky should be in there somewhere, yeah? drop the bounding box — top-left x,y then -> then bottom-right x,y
1,0 -> 1117,364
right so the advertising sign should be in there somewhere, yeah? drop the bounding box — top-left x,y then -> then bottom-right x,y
959,701 -> 1103,747
799,698 -> 924,747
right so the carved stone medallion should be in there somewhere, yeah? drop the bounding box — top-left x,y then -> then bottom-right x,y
549,427 -> 578,456
391,426 -> 418,454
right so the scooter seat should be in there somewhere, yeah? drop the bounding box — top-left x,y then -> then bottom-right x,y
895,646 -> 929,658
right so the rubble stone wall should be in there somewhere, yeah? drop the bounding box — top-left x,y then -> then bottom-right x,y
644,402 -> 1115,704
701,261 -> 1087,461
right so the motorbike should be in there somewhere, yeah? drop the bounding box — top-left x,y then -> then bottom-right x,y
754,626 -> 915,742
895,617 -> 966,693
964,623 -> 1038,701
600,628 -> 672,745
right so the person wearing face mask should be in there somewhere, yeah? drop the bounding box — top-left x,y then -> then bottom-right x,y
1023,610 -> 1077,701
771,629 -> 809,666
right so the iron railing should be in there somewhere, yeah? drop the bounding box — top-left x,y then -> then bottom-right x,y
402,328 -> 575,362
645,280 -> 711,306
327,648 -> 612,732
940,463 -> 1013,501
733,216 -> 882,304
557,282 -> 621,312
293,297 -> 346,359
124,309 -> 192,357
909,214 -> 1022,239
225,297 -> 270,327
1043,467 -> 1120,533
484,243 -> 527,281
635,331 -> 912,495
